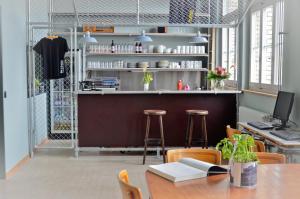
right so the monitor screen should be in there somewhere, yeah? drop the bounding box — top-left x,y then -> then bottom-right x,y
273,91 -> 295,123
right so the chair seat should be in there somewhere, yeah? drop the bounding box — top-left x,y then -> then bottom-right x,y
144,110 -> 166,115
186,110 -> 208,115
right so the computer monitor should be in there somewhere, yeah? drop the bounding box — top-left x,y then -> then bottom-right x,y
273,91 -> 295,130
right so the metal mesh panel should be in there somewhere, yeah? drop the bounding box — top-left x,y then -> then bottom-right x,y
48,0 -> 255,27
30,27 -> 75,149
29,0 -> 49,23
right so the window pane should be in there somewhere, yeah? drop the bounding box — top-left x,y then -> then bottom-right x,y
261,6 -> 273,84
228,27 -> 236,80
222,28 -> 228,70
274,1 -> 284,85
250,11 -> 261,83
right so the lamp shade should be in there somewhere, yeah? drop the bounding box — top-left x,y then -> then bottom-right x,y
80,31 -> 98,44
135,30 -> 153,42
190,31 -> 208,43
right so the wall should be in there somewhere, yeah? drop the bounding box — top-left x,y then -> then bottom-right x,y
0,0 -> 29,174
0,6 -> 6,179
282,0 -> 300,125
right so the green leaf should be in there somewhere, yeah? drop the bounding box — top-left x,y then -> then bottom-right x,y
216,134 -> 257,163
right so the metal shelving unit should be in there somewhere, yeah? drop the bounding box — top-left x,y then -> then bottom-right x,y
57,32 -> 211,37
85,68 -> 208,72
86,53 -> 209,57
27,0 -> 254,155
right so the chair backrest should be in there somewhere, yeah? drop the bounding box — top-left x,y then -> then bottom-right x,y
256,152 -> 286,164
226,125 -> 241,142
254,140 -> 265,152
226,125 -> 265,152
118,170 -> 143,199
167,148 -> 222,165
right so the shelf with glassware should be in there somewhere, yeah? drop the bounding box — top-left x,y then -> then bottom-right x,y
82,31 -> 210,89
83,44 -> 209,72
86,53 -> 209,57
85,68 -> 209,72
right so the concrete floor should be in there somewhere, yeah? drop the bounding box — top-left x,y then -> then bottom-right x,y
0,150 -> 162,199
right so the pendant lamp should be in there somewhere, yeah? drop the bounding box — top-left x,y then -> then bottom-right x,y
135,30 -> 153,42
80,31 -> 97,43
190,31 -> 208,43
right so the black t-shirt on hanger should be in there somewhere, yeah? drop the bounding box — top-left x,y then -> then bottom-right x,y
33,37 -> 69,79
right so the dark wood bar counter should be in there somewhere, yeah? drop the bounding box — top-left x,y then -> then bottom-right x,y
77,91 -> 240,148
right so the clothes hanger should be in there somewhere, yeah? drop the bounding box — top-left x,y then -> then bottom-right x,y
46,32 -> 59,40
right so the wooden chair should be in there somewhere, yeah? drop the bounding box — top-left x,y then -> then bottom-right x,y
254,140 -> 265,152
226,125 -> 241,142
256,152 -> 286,164
118,170 -> 143,199
226,125 -> 266,152
167,148 -> 222,165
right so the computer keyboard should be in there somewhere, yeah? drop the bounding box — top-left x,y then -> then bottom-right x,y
247,121 -> 274,130
270,130 -> 300,141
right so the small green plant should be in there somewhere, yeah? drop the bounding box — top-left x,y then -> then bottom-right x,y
216,134 -> 257,163
143,72 -> 153,84
35,79 -> 41,88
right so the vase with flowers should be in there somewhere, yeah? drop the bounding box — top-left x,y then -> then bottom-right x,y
143,71 -> 153,91
207,66 -> 231,90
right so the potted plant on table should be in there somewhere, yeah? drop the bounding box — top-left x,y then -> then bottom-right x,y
143,71 -> 153,91
216,134 -> 258,188
207,66 -> 231,90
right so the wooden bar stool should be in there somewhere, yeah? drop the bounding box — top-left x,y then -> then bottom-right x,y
185,110 -> 208,148
143,110 -> 167,165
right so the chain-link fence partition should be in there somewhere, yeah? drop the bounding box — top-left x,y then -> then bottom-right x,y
28,0 -> 254,153
49,0 -> 255,27
29,25 -> 76,150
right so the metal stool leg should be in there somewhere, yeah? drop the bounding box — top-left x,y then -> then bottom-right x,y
159,115 -> 166,163
143,115 -> 151,165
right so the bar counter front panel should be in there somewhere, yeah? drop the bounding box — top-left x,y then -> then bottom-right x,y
78,92 -> 237,147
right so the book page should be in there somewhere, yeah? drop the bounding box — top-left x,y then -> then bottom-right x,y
179,158 -> 214,173
179,158 -> 228,175
148,162 -> 207,182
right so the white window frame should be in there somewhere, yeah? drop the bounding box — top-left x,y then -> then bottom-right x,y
249,0 -> 282,94
222,26 -> 238,88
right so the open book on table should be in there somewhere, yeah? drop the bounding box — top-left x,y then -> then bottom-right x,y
148,158 -> 228,182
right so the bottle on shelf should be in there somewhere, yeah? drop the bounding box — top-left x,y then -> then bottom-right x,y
177,80 -> 183,90
139,42 -> 143,53
111,40 -> 115,53
135,42 -> 139,53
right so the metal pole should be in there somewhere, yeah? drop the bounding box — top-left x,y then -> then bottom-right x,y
27,0 -> 34,158
69,28 -> 74,149
137,0 -> 140,25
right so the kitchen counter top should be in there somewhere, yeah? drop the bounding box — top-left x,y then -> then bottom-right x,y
76,90 -> 241,95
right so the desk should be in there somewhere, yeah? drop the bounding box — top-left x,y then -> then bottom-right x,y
146,164 -> 300,199
239,122 -> 300,162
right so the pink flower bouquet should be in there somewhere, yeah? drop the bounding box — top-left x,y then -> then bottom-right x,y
207,66 -> 231,81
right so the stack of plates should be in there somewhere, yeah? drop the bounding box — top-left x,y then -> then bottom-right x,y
148,61 -> 157,68
127,63 -> 136,68
138,62 -> 149,68
157,60 -> 169,68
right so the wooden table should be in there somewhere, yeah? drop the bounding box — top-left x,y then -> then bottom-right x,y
146,164 -> 300,199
